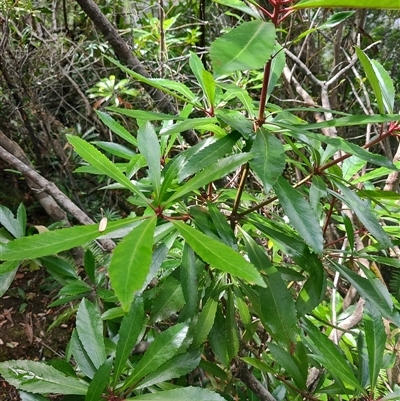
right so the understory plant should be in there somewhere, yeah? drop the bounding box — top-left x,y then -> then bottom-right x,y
2,0 -> 400,400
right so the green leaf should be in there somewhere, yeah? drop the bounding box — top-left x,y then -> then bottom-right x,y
208,201 -> 236,249
84,250 -> 96,284
0,263 -> 19,297
302,317 -> 366,393
189,52 -> 215,107
0,205 -> 24,238
209,305 -> 230,366
166,153 -> 252,204
0,217 -> 140,261
180,244 -> 199,318
371,59 -> 395,114
226,288 -> 239,360
331,181 -> 392,248
267,43 -> 285,98
329,260 -> 400,325
69,329 -> 97,379
109,216 -> 156,311
76,299 -> 106,369
85,358 -> 112,401
106,107 -> 184,122
121,323 -> 189,391
364,303 -> 386,392
150,275 -> 185,323
178,132 -> 240,182
138,121 -> 162,200
172,221 -> 265,287
67,135 -> 149,203
216,109 -> 253,138
92,141 -> 136,159
113,297 -> 145,386
210,20 -> 276,76
0,360 -> 88,395
127,386 -> 226,400
96,111 -> 138,146
135,350 -> 201,389
293,0 -> 400,9
16,204 -> 26,238
296,250 -> 327,317
355,47 -> 385,114
241,230 -> 297,345
20,392 -> 48,401
212,0 -> 261,19
274,176 -> 324,254
268,343 -> 307,390
160,117 -> 219,136
40,255 -> 79,281
250,128 -> 285,193
192,296 -> 218,348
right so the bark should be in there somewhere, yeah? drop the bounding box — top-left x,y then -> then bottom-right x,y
74,0 -> 199,145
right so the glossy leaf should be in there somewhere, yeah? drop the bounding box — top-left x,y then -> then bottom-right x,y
180,244 -> 199,318
331,181 -> 392,248
76,299 -> 106,369
122,323 -> 189,390
173,221 -> 265,286
268,343 -> 307,390
293,0 -> 400,9
92,141 -> 136,159
212,0 -> 261,19
109,216 -> 156,311
138,121 -> 161,200
208,201 -> 236,249
166,153 -> 252,204
209,305 -> 230,366
135,350 -> 201,389
364,303 -> 386,392
302,318 -> 366,393
274,176 -> 324,254
85,358 -> 112,401
0,360 -> 88,395
128,387 -> 226,400
216,109 -> 253,138
192,296 -> 218,348
69,329 -> 97,379
160,117 -> 218,136
371,59 -> 395,114
150,275 -> 185,323
67,135 -> 149,203
210,20 -> 276,76
178,132 -> 240,182
226,288 -> 240,360
0,205 -> 24,238
250,128 -> 285,193
355,47 -> 385,114
96,111 -> 137,146
330,260 -> 400,325
189,52 -> 215,107
113,297 -> 145,386
267,43 -> 285,98
106,107 -> 184,122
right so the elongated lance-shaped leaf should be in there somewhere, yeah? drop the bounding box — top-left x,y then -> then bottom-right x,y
0,360 -> 88,395
0,217 -> 141,261
172,221 -> 265,287
180,243 -> 199,318
85,358 -> 112,401
212,0 -> 261,18
109,216 -> 156,312
67,135 -> 149,204
178,131 -> 241,182
210,20 -> 276,76
268,343 -> 307,390
192,296 -> 218,348
160,117 -> 219,136
113,298 -> 144,386
135,350 -> 201,389
189,52 -> 215,108
166,153 -> 252,204
364,302 -> 386,392
371,59 -> 395,114
137,121 -> 162,201
293,0 -> 400,9
96,111 -> 137,146
121,323 -> 189,391
240,229 -> 297,345
302,318 -> 366,394
70,329 -> 97,379
330,260 -> 400,326
0,263 -> 19,297
106,107 -> 185,121
0,205 -> 24,238
208,201 -> 236,249
331,180 -> 392,248
209,305 -> 230,366
76,299 -> 106,369
226,288 -> 239,361
274,176 -> 324,254
250,128 -> 285,193
128,386 -> 226,401
355,47 -> 385,114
